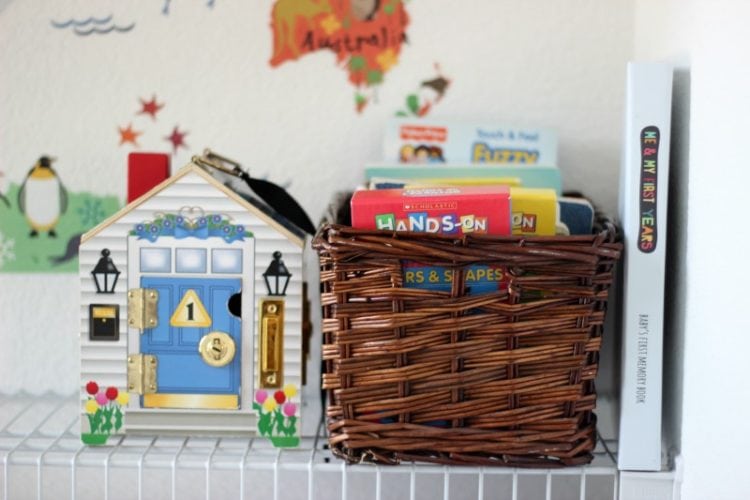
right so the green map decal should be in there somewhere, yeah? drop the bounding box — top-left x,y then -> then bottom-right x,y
0,183 -> 121,273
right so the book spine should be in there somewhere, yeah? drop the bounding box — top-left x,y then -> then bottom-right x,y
617,63 -> 673,471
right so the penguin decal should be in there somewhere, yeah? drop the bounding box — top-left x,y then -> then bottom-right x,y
17,156 -> 68,237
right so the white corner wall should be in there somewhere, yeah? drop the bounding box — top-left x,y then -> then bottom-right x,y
636,1 -> 750,498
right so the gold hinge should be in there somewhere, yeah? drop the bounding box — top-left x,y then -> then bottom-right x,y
128,288 -> 158,330
127,354 -> 157,395
259,299 -> 284,388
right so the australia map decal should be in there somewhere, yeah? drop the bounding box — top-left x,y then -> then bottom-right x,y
269,0 -> 410,113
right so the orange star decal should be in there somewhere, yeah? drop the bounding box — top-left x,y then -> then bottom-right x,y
138,95 -> 165,120
118,123 -> 142,146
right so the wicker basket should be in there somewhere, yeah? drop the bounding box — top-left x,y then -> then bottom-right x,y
312,220 -> 622,468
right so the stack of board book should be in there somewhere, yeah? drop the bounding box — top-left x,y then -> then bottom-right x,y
353,120 -> 601,296
366,119 -> 594,238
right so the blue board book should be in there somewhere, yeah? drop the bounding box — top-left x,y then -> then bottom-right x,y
558,196 -> 595,235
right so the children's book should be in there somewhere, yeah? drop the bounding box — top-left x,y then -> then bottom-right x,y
351,185 -> 511,235
510,188 -> 558,236
384,119 -> 557,166
369,176 -> 522,190
617,62 -> 673,471
350,186 -> 512,294
365,164 -> 562,194
558,196 -> 594,235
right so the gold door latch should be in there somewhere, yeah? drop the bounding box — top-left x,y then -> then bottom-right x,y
128,288 -> 159,330
260,299 -> 284,388
198,331 -> 236,367
127,354 -> 157,394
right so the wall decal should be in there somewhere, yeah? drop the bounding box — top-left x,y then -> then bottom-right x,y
165,125 -> 189,152
138,95 -> 165,120
395,63 -> 451,118
49,233 -> 83,265
50,15 -> 135,36
50,15 -> 113,29
115,94 -> 194,159
162,0 -> 216,16
115,95 -> 192,158
18,156 -> 68,237
0,171 -> 9,207
269,0 -> 410,113
118,123 -> 142,147
0,157 -> 121,273
0,231 -> 15,269
77,198 -> 106,227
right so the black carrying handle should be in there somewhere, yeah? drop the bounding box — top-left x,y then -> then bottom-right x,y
197,150 -> 316,236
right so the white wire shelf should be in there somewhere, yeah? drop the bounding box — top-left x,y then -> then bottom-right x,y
0,393 -> 672,500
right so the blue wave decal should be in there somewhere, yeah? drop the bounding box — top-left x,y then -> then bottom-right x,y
73,23 -> 135,36
49,14 -> 135,36
50,15 -> 113,29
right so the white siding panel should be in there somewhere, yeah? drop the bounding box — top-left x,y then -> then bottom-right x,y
82,359 -> 128,374
81,345 -> 127,360
80,373 -> 126,388
80,334 -> 126,348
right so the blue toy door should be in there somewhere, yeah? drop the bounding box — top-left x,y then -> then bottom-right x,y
140,276 -> 242,409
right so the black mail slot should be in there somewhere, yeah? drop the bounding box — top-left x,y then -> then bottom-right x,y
90,304 -> 120,341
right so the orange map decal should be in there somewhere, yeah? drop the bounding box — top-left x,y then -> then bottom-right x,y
269,0 -> 410,113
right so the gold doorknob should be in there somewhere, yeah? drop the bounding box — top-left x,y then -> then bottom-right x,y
198,332 -> 236,367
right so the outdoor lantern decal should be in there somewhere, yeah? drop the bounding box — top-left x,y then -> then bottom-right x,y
91,248 -> 121,294
263,251 -> 291,296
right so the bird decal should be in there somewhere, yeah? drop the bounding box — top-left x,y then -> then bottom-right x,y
17,156 -> 68,237
49,232 -> 83,265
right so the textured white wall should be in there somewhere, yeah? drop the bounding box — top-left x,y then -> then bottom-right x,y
678,2 -> 750,498
0,0 -> 634,395
636,1 -> 750,498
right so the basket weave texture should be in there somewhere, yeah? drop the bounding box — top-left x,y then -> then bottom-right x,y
313,222 -> 622,468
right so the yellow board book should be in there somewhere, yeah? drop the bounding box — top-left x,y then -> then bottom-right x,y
510,187 -> 558,236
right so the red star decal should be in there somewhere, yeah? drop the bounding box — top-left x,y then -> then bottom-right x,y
138,95 -> 164,120
165,126 -> 188,152
118,123 -> 142,146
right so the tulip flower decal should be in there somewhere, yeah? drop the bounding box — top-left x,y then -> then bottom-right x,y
81,380 -> 129,445
253,384 -> 300,447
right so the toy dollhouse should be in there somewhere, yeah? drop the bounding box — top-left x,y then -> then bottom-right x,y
79,158 -> 307,447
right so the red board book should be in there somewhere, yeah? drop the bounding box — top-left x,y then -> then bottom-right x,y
350,185 -> 511,235
351,185 -> 511,294
128,153 -> 170,203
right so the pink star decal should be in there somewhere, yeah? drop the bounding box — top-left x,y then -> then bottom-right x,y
138,95 -> 165,120
165,126 -> 188,153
